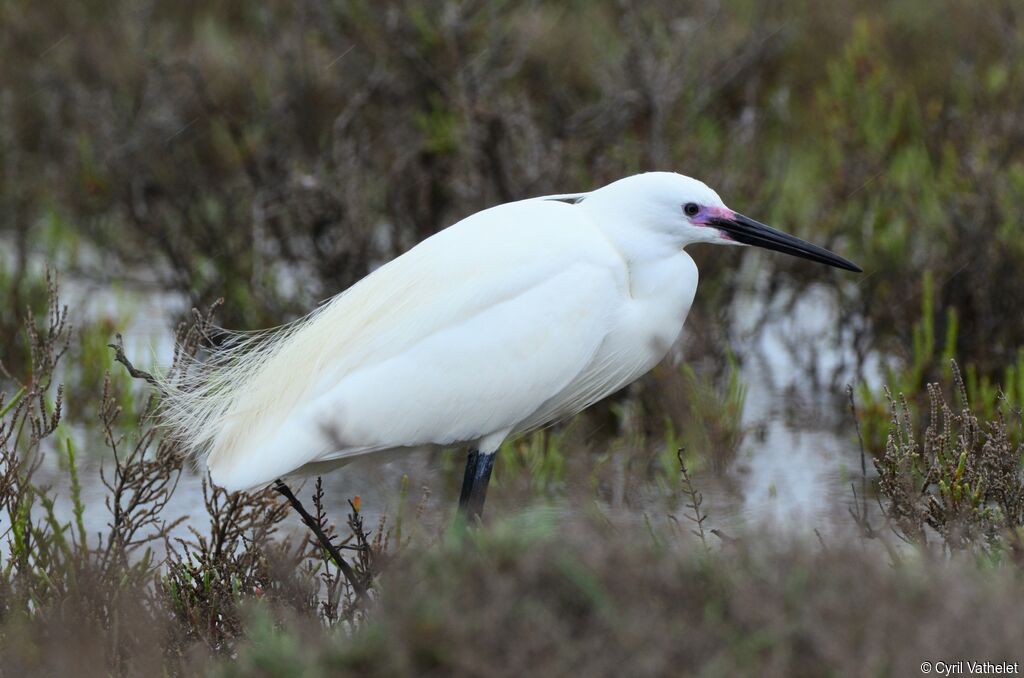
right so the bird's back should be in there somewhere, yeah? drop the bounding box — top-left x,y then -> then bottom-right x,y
164,197 -> 630,490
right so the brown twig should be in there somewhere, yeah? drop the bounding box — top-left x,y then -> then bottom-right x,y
273,479 -> 366,598
108,333 -> 162,391
677,448 -> 709,549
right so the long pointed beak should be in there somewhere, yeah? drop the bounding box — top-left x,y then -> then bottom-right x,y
709,212 -> 862,272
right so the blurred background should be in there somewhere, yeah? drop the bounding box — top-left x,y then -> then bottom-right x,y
2,0 -> 1024,556
3,1 -> 1024,673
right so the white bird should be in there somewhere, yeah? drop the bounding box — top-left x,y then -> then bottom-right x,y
161,172 -> 859,517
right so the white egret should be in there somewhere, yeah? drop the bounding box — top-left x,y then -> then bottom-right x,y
161,171 -> 859,519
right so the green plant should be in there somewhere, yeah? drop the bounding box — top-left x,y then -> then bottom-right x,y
875,362 -> 1024,557
859,274 -> 1024,454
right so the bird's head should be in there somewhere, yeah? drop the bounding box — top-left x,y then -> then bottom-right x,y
584,172 -> 861,272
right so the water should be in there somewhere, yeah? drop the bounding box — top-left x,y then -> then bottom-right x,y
24,276 -> 886,548
705,282 -> 884,537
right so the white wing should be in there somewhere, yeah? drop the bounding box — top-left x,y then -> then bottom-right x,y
196,198 -> 628,490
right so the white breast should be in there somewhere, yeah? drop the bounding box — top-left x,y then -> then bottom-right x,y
516,251 -> 699,432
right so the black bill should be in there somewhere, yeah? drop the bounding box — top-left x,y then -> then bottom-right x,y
709,212 -> 862,272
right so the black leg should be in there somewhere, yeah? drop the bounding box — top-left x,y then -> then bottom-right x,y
457,448 -> 495,521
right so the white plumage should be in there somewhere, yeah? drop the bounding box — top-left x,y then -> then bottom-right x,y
160,172 -> 858,492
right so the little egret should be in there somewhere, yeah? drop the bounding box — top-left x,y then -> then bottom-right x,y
161,172 -> 859,519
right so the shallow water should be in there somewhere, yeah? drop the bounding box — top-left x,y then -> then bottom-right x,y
702,283 -> 883,537
25,276 -> 885,548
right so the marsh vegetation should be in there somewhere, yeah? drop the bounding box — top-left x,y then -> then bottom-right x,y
2,0 -> 1024,675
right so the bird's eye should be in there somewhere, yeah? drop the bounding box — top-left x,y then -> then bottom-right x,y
683,203 -> 700,217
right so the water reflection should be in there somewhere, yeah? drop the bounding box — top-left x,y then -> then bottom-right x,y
29,279 -> 888,547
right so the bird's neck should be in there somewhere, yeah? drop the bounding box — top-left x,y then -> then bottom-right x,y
577,196 -> 699,322
580,197 -> 685,267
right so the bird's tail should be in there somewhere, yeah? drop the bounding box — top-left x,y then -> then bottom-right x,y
155,305 -> 331,479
